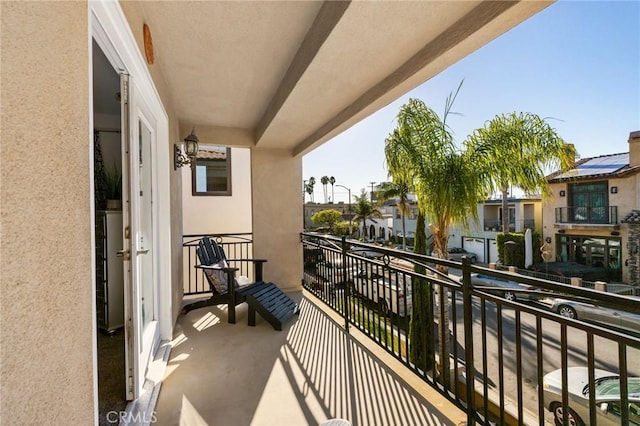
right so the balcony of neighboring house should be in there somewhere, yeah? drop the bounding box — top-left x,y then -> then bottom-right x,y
155,233 -> 640,426
482,219 -> 515,232
554,205 -> 619,227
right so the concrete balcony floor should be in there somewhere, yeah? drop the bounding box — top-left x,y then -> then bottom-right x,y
154,290 -> 466,426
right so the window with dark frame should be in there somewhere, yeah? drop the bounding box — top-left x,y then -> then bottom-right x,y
569,181 -> 608,223
191,145 -> 232,196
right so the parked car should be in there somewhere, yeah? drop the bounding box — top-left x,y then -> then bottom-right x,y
353,270 -> 412,317
433,247 -> 478,263
462,273 -> 541,302
315,258 -> 360,287
542,367 -> 640,426
550,297 -> 640,335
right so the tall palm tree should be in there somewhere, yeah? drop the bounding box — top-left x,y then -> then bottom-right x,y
376,179 -> 412,250
306,177 -> 316,202
465,112 -> 576,234
387,95 -> 483,385
329,176 -> 336,202
320,175 -> 329,203
352,189 -> 382,240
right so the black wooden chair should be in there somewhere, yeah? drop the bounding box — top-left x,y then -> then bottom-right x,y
182,237 -> 299,330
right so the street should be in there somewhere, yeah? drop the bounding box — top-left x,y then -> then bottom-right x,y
452,296 -> 640,424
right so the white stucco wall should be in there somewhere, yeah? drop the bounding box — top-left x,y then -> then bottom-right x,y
181,147 -> 252,235
252,148 -> 303,291
1,2 -> 95,424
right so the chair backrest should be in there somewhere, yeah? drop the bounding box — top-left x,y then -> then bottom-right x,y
196,238 -> 227,266
197,238 -> 232,295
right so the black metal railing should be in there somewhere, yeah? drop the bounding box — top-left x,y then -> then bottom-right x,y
482,220 -> 515,232
497,265 -> 639,296
182,233 -> 254,295
482,219 -> 535,232
555,206 -> 618,224
300,232 -> 640,425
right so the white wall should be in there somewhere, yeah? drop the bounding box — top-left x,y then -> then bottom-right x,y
181,147 -> 252,235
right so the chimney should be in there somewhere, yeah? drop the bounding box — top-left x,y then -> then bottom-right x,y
630,130 -> 640,168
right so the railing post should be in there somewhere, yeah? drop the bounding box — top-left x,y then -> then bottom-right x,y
595,281 -> 608,292
462,256 -> 476,425
342,236 -> 350,332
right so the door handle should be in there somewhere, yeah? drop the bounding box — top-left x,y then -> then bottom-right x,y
116,250 -> 131,260
137,249 -> 150,255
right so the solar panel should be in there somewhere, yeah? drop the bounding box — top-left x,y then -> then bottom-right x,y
555,153 -> 629,179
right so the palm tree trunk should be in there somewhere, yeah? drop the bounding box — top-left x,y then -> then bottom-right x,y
430,223 -> 450,388
502,186 -> 510,234
401,214 -> 407,250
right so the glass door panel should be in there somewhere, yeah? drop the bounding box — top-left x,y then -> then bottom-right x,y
123,75 -> 159,398
138,121 -> 154,330
591,192 -> 606,223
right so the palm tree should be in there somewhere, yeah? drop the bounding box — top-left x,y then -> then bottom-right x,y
306,177 -> 316,202
329,176 -> 336,202
352,189 -> 382,240
387,95 -> 483,385
321,175 -> 329,203
376,179 -> 412,250
465,112 -> 576,234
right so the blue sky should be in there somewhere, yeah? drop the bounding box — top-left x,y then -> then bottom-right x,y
302,1 -> 640,204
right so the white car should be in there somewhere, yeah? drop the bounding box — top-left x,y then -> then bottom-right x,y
462,273 -> 542,302
354,270 -> 412,317
543,367 -> 640,426
550,297 -> 640,335
314,258 -> 358,287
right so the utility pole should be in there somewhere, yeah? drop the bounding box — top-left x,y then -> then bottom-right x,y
370,181 -> 376,203
302,180 -> 307,229
335,184 -> 352,237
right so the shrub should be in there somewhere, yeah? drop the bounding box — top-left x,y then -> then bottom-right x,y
496,231 -> 542,268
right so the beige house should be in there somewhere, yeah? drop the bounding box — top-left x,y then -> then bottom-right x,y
389,197 -> 542,263
543,131 -> 640,285
450,197 -> 543,263
0,1 -> 552,424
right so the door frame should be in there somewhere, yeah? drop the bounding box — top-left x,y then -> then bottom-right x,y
90,0 -> 173,416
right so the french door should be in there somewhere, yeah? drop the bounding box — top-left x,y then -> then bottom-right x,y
120,73 -> 160,400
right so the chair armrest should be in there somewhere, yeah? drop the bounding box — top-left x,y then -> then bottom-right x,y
224,259 -> 266,282
195,264 -> 239,273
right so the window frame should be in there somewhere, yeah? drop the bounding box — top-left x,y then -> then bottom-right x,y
191,146 -> 232,196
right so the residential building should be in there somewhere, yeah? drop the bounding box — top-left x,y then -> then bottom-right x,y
0,2 -> 552,424
543,131 -> 640,284
304,202 -> 352,230
388,197 -> 542,263
450,197 -> 542,263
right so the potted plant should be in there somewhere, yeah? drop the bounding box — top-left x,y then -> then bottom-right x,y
103,164 -> 122,210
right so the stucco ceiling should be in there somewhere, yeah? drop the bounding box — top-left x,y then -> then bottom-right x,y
128,1 -> 551,156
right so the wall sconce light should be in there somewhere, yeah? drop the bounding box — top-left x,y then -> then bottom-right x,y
610,186 -> 618,194
558,229 -> 566,234
611,231 -> 620,236
174,127 -> 200,169
545,237 -> 552,243
559,190 -> 566,197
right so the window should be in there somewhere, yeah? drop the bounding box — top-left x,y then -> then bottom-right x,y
569,181 -> 608,223
556,235 -> 621,280
499,206 -> 516,224
192,145 -> 231,196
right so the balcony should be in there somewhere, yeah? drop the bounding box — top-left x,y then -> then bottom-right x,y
482,219 -> 535,232
155,290 -> 466,424
555,206 -> 618,225
166,233 -> 640,425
